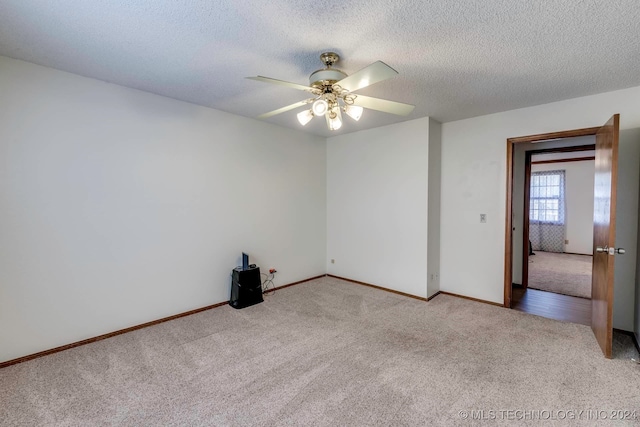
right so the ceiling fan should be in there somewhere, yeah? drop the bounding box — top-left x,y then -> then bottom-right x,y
247,52 -> 415,131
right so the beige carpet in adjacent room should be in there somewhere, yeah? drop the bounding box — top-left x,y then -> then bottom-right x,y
1,277 -> 638,426
528,251 -> 592,299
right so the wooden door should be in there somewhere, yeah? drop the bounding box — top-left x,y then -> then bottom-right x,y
591,114 -> 620,359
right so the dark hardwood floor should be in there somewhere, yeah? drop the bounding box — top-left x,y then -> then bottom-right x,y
512,286 -> 591,326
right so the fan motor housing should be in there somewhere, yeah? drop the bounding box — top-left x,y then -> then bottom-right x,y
309,68 -> 347,88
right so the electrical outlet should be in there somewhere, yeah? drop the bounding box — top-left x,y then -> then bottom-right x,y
480,214 -> 487,223
331,259 -> 335,264
565,239 -> 569,244
269,268 -> 277,274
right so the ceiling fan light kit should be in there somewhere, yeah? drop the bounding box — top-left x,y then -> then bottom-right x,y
248,52 -> 414,131
343,104 -> 363,121
326,106 -> 343,130
296,109 -> 314,126
312,99 -> 329,116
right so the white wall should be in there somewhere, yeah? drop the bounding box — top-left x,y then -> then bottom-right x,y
441,85 -> 640,304
326,118 -> 430,298
0,57 -> 327,363
511,141 -> 527,284
635,130 -> 640,340
427,118 -> 442,298
614,129 -> 640,332
531,160 -> 595,255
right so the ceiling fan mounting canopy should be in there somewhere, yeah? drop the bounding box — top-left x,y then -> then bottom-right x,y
247,51 -> 415,130
320,52 -> 339,67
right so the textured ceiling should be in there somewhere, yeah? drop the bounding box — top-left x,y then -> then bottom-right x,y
1,1 -> 639,137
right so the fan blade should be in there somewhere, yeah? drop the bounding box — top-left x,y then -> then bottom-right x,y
336,61 -> 398,92
247,76 -> 317,93
257,99 -> 313,119
352,95 -> 415,116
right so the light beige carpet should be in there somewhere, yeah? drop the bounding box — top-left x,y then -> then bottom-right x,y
528,251 -> 593,299
1,277 -> 638,426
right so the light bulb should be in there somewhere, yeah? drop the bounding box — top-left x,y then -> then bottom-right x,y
312,99 -> 328,116
343,105 -> 363,121
297,109 -> 314,126
325,108 -> 343,130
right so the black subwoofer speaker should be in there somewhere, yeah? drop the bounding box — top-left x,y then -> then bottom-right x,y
230,266 -> 263,309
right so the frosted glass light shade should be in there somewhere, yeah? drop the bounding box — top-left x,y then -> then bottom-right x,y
326,108 -> 343,130
344,105 -> 363,121
297,109 -> 314,126
312,99 -> 329,116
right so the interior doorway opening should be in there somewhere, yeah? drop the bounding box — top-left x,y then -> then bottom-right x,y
504,115 -> 621,358
512,139 -> 596,325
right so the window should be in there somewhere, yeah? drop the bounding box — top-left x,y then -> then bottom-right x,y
530,171 -> 565,224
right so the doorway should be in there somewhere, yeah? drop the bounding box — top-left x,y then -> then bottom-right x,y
503,116 -> 621,358
513,142 -> 596,325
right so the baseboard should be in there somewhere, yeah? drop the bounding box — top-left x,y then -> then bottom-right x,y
532,251 -> 592,257
326,274 -> 429,302
563,252 -> 593,257
0,300 -> 230,369
437,291 -> 505,307
270,274 -> 325,292
0,274 -> 323,370
613,328 -> 640,356
427,291 -> 441,301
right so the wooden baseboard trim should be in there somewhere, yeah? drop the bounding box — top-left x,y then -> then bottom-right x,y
530,251 -> 592,257
613,328 -> 640,356
0,274 -> 323,370
427,291 -> 441,301
438,291 -> 505,307
0,301 -> 228,369
563,252 -> 593,257
269,274 -> 325,292
326,274 -> 428,302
